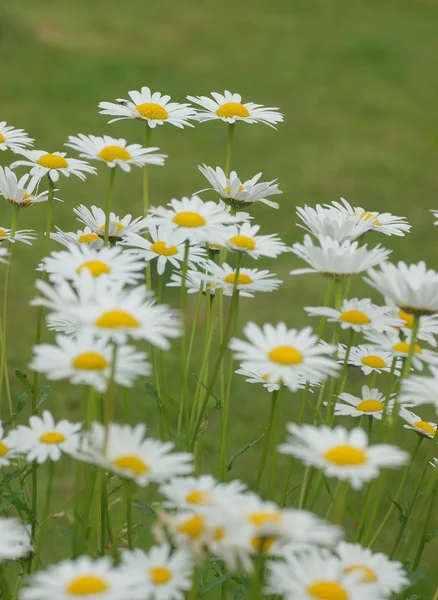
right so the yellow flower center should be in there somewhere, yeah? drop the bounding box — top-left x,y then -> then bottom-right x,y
225,184 -> 245,194
0,440 -> 9,456
77,233 -> 100,244
77,260 -> 111,277
112,455 -> 149,475
99,222 -> 124,234
185,490 -> 213,505
398,310 -> 414,329
173,212 -> 206,228
97,145 -> 132,162
340,310 -> 370,325
307,581 -> 348,600
251,536 -> 275,553
214,527 -> 225,541
66,575 -> 109,596
149,567 -> 172,585
359,211 -> 375,222
324,445 -> 367,466
72,352 -> 109,371
20,193 -> 32,205
40,432 -> 66,444
268,345 -> 303,365
414,421 -> 436,437
151,241 -> 178,256
356,399 -> 384,413
344,565 -> 377,584
0,229 -> 6,237
177,514 -> 205,539
224,273 -> 253,285
361,355 -> 386,369
37,153 -> 68,169
136,102 -> 169,120
248,511 -> 282,526
228,234 -> 256,250
95,310 -> 140,329
0,133 -> 5,143
392,341 -> 422,355
216,102 -> 250,118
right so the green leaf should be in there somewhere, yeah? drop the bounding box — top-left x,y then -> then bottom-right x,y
15,369 -> 33,391
424,529 -> 438,543
199,572 -> 237,595
57,527 -> 73,538
409,563 -> 428,586
226,434 -> 264,471
192,375 -> 221,409
144,382 -> 159,398
166,395 -> 180,413
37,385 -> 52,409
233,587 -> 246,600
133,499 -> 157,519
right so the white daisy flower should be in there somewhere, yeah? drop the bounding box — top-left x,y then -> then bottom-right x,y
338,344 -> 401,376
0,121 -> 33,152
0,517 -> 32,563
229,322 -> 340,392
400,369 -> 438,413
21,556 -> 125,600
364,261 -> 438,316
296,204 -> 374,243
50,226 -> 104,250
278,424 -> 408,490
364,330 -> 438,372
200,261 -> 282,297
121,226 -> 206,275
333,386 -> 394,420
336,541 -> 409,595
0,246 -> 9,264
11,149 -> 96,185
0,166 -> 52,208
305,298 -> 401,333
39,245 -> 145,285
290,235 -> 391,278
219,222 -> 288,258
235,366 -> 282,392
329,198 -> 411,237
167,269 -> 213,295
120,545 -> 193,600
187,91 -> 283,128
79,422 -> 192,486
0,227 -> 36,245
0,421 -> 19,466
7,410 -> 81,464
395,307 -> 438,347
399,407 -> 437,439
65,134 -> 166,171
198,164 -> 282,209
99,87 -> 196,128
74,205 -> 148,243
30,332 -> 150,393
159,475 -> 246,512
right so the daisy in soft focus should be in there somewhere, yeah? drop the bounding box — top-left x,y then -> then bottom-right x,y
66,134 -> 166,170
336,541 -> 409,595
0,166 -> 51,208
159,474 -> 246,511
0,121 -> 33,152
50,226 -> 104,249
329,197 -> 411,237
278,424 -> 408,489
364,329 -> 438,371
122,226 -> 206,275
229,322 -> 339,391
120,545 -> 194,600
296,204 -> 374,242
0,247 -> 9,264
0,227 -> 36,244
79,422 -> 192,486
200,261 -> 282,297
290,235 -> 391,277
198,165 -> 282,209
187,91 -> 283,127
235,366 -> 282,392
11,150 -> 96,185
0,421 -> 19,466
7,411 -> 81,464
20,556 -> 125,600
365,261 -> 438,315
332,386 -> 393,420
30,332 -> 150,393
400,367 -> 438,413
167,269 -> 212,295
399,407 -> 437,439
74,205 -> 148,242
394,307 -> 438,347
0,517 -> 32,563
220,222 -> 288,258
338,344 -> 401,375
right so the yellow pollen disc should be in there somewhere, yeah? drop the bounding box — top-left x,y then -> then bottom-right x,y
0,133 -> 5,143
151,241 -> 178,256
251,536 -> 275,553
224,273 -> 253,285
392,341 -> 422,354
37,153 -> 68,169
216,102 -> 250,118
72,352 -> 109,371
307,581 -> 348,600
99,222 -> 124,234
248,511 -> 282,526
112,455 -> 149,475
173,211 -> 206,228
20,193 -> 31,204
344,565 -> 377,584
98,145 -> 132,162
340,310 -> 370,325
77,260 -> 111,277
95,310 -> 140,329
356,399 -> 384,413
77,233 -> 100,244
0,440 -> 9,456
66,575 -> 109,596
185,490 -> 213,505
40,432 -> 66,444
268,345 -> 303,365
361,355 -> 386,369
324,445 -> 367,466
262,373 -> 281,384
214,527 -> 225,541
225,184 -> 245,194
0,229 -> 6,237
414,421 -> 436,437
228,234 -> 256,250
149,566 -> 172,585
374,219 -> 382,227
397,310 -> 414,329
177,514 -> 205,539
136,102 -> 169,120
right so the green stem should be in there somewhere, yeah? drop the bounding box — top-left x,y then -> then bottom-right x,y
34,460 -> 55,566
177,241 -> 191,441
103,168 -> 116,246
142,123 -> 151,215
268,386 -> 285,497
104,343 -> 118,451
224,123 -> 235,177
317,279 -> 333,338
254,389 -> 280,492
328,328 -> 354,423
412,471 -> 438,571
126,481 -> 134,550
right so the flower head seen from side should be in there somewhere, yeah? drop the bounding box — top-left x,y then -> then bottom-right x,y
65,134 -> 166,171
0,166 -> 51,208
333,386 -> 393,420
167,269 -> 213,295
278,424 -> 408,489
99,86 -> 196,128
0,247 -> 9,264
200,261 -> 282,297
235,366 -> 282,393
364,329 -> 438,372
0,227 -> 36,245
220,222 -> 288,258
0,517 -> 32,563
399,407 -> 437,439
394,307 -> 438,347
338,344 -> 401,376
0,121 -> 33,152
328,198 -> 411,237
290,235 -> 391,278
296,204 -> 375,243
50,226 -> 104,250
79,423 -> 192,486
74,205 -> 148,243
198,165 -> 282,209
187,91 -> 283,128
7,410 -> 81,464
11,150 -> 96,185
400,367 -> 438,413
0,420 -> 19,467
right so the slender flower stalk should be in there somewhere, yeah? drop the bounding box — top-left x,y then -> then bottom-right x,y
224,123 -> 235,177
103,168 -> 116,246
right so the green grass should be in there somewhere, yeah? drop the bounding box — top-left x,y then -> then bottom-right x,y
1,0 -> 438,594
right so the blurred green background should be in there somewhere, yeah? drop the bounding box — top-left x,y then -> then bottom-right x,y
1,0 -> 438,595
